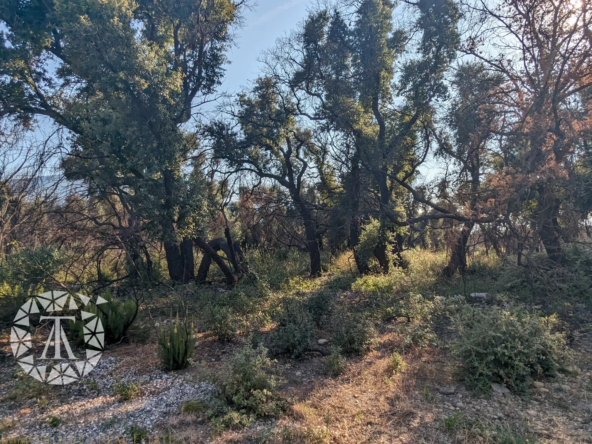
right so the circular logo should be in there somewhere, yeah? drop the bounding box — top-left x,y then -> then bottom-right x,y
10,291 -> 106,385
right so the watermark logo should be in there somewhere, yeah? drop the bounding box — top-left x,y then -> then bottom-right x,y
10,291 -> 106,385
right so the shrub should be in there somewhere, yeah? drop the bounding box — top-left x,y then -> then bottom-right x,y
0,282 -> 32,328
157,313 -> 195,371
305,291 -> 335,328
330,308 -> 376,355
218,344 -> 284,418
70,291 -> 138,345
112,381 -> 142,401
127,425 -> 148,443
0,247 -> 62,292
202,303 -> 237,342
2,370 -> 51,402
453,307 -> 567,394
325,347 -> 347,377
48,416 -> 60,428
402,324 -> 437,350
388,352 -> 406,375
272,299 -> 315,359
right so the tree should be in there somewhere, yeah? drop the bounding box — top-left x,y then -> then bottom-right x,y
268,0 -> 461,273
0,0 -> 245,281
463,0 -> 592,263
209,77 -> 323,276
440,63 -> 503,276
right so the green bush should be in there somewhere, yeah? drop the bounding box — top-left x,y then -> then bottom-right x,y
325,347 -> 347,377
157,314 -> 195,371
305,291 -> 335,328
0,247 -> 62,292
202,303 -> 237,342
218,344 -> 284,418
271,299 -> 316,359
0,282 -> 33,327
112,381 -> 142,401
330,308 -> 376,355
127,425 -> 148,443
402,324 -> 437,350
453,307 -> 567,394
388,352 -> 407,375
70,291 -> 138,345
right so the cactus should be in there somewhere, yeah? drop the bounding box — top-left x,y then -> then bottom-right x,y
157,312 -> 195,371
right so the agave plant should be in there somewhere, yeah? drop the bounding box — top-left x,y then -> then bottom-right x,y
157,311 -> 195,371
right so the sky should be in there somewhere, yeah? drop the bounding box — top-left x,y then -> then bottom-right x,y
219,0 -> 313,95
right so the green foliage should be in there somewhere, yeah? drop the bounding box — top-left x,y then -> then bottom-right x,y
112,381 -> 142,401
83,380 -> 99,391
202,303 -> 238,342
0,0 -> 245,277
330,308 -> 376,355
0,282 -> 30,327
218,344 -> 284,418
2,370 -> 51,403
402,324 -> 437,351
443,411 -> 465,432
70,292 -> 138,346
181,344 -> 282,432
48,416 -> 60,428
0,247 -> 62,291
272,299 -> 316,359
388,352 -> 406,375
305,291 -> 335,328
351,271 -> 402,296
356,219 -> 391,271
157,313 -> 195,371
422,386 -> 435,403
325,347 -> 347,377
247,249 -> 310,290
127,425 -> 148,443
453,307 -> 567,394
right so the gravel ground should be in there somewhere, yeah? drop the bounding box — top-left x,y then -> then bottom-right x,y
0,353 -> 217,441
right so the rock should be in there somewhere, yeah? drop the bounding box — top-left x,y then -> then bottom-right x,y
491,383 -> 511,397
469,292 -> 492,302
318,339 -> 329,345
295,371 -> 302,377
561,384 -> 570,392
437,386 -> 456,395
533,381 -> 545,389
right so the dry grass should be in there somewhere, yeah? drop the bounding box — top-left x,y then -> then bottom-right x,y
279,335 -> 450,444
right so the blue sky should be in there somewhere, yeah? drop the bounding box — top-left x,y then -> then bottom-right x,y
221,0 -> 312,95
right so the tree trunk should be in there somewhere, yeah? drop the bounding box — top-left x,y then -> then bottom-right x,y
375,171 -> 391,274
293,196 -> 322,277
161,169 -> 185,281
164,238 -> 184,281
537,184 -> 564,263
443,221 -> 474,277
374,242 -> 389,274
194,237 -> 238,286
180,238 -> 195,283
348,152 -> 369,274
